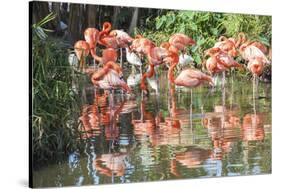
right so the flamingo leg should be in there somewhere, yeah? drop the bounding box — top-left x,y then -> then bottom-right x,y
140,96 -> 144,123
109,89 -> 115,117
190,89 -> 193,130
93,57 -> 96,70
230,74 -> 234,109
120,48 -> 124,96
253,74 -> 256,115
120,48 -> 123,68
155,69 -> 160,96
222,71 -> 226,129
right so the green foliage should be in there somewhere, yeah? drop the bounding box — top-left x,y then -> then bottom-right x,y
32,15 -> 83,165
138,11 -> 271,66
139,11 -> 225,64
222,14 -> 271,45
32,12 -> 56,40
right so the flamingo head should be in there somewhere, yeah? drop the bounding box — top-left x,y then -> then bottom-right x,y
135,34 -> 143,39
160,42 -> 170,50
186,37 -> 197,46
204,47 -> 221,58
218,36 -> 228,42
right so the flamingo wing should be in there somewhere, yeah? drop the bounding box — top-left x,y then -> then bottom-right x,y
243,45 -> 270,64
126,48 -> 142,66
174,73 -> 200,88
111,30 -> 133,48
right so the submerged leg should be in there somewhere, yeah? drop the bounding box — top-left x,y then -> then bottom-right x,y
190,89 -> 193,130
222,71 -> 226,129
253,75 -> 257,115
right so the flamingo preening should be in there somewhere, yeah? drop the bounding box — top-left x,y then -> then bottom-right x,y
84,28 -> 100,68
91,60 -> 131,93
204,47 -> 242,88
213,36 -> 239,57
98,22 -> 135,69
73,24 -> 271,138
130,36 -> 169,94
98,22 -> 119,49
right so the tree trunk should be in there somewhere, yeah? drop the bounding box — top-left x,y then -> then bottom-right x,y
68,4 -> 82,44
129,8 -> 139,35
86,4 -> 97,28
51,2 -> 61,31
112,7 -> 120,29
32,1 -> 50,27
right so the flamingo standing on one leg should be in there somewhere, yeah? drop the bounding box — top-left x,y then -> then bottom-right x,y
247,57 -> 265,109
74,40 -> 90,70
164,51 -> 214,127
204,47 -> 243,119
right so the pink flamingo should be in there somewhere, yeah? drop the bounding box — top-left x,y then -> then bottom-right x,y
91,60 -> 131,93
74,40 -> 90,70
213,36 -> 239,57
98,22 -> 119,49
84,28 -> 100,68
109,29 -> 133,68
238,33 -> 269,101
131,35 -> 168,94
168,33 -> 196,53
165,51 -> 213,124
204,47 -> 242,89
237,32 -> 268,55
98,22 -> 134,69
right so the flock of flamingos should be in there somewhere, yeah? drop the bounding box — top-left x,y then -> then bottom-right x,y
66,22 -> 271,179
72,21 -> 271,100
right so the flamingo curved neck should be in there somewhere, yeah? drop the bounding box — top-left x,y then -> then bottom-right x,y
168,61 -> 178,84
98,23 -> 112,46
219,36 -> 227,42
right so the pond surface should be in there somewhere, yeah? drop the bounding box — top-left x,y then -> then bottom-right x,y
33,73 -> 271,187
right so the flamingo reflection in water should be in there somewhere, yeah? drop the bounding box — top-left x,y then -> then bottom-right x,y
93,153 -> 130,178
79,91 -> 127,141
203,105 -> 242,157
170,147 -> 212,177
242,113 -> 265,142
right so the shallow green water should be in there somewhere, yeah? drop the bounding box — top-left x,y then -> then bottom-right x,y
33,74 -> 271,188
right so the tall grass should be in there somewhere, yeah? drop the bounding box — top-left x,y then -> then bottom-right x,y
32,13 -> 84,167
